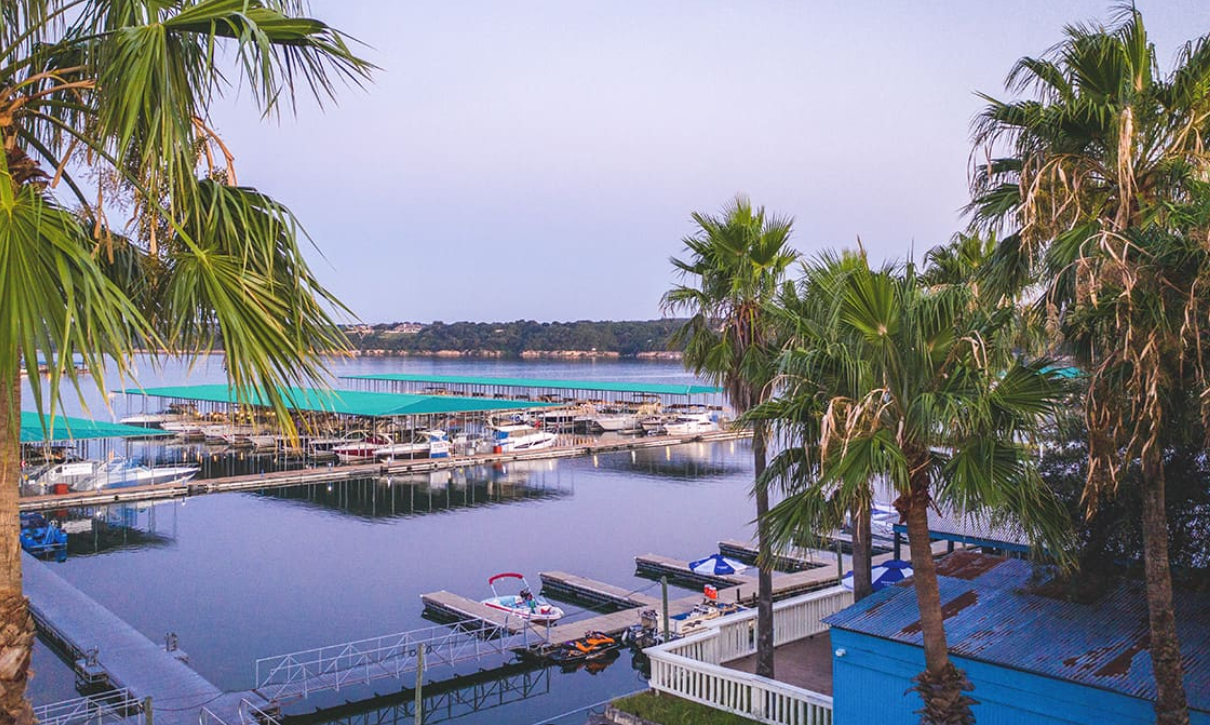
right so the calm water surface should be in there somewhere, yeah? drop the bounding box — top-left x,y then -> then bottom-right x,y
26,359 -> 758,725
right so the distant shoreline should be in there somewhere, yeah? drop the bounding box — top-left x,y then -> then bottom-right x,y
349,349 -> 683,361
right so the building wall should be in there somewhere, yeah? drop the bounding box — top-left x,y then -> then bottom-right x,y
830,629 -> 1210,725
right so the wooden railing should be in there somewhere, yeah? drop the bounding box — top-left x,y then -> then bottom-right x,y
646,585 -> 852,725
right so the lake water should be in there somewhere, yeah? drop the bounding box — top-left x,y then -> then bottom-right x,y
24,357 -> 758,725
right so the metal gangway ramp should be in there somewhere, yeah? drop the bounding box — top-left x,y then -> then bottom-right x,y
23,553 -> 267,725
254,616 -> 549,700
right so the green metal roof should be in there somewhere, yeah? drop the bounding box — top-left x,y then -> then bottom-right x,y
21,412 -> 171,443
341,373 -> 721,397
124,384 -> 557,417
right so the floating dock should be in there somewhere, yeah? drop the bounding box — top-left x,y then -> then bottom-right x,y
538,572 -> 661,610
633,553 -> 750,588
717,539 -> 829,572
419,591 -> 549,639
20,429 -> 750,512
24,553 -> 267,725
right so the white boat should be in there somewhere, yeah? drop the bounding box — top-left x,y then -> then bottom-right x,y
376,430 -> 450,461
490,424 -> 557,452
307,430 -> 370,458
25,458 -> 200,493
333,432 -> 393,463
119,404 -> 197,429
481,573 -> 564,623
662,412 -> 718,436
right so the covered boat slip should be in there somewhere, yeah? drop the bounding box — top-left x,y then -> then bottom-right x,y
341,373 -> 725,408
120,384 -> 562,442
19,411 -> 173,443
20,410 -> 173,468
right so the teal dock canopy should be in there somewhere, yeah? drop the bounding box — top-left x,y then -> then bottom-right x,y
125,384 -> 558,418
21,412 -> 171,443
341,373 -> 721,397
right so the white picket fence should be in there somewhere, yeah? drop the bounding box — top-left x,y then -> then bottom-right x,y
646,585 -> 852,725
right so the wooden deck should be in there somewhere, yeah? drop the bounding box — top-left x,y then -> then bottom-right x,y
24,553 -> 265,725
724,631 -> 835,696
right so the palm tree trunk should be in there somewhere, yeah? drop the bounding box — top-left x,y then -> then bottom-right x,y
752,422 -> 774,679
0,370 -> 34,725
904,484 -> 974,725
851,496 -> 873,601
1140,450 -> 1190,725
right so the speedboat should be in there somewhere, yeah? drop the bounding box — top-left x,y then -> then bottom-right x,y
376,430 -> 450,461
481,573 -> 564,622
490,424 -> 557,452
333,432 -> 393,463
24,458 -> 200,493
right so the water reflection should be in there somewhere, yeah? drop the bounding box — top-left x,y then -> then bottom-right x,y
258,462 -> 573,521
594,440 -> 749,481
285,662 -> 552,725
39,504 -> 180,557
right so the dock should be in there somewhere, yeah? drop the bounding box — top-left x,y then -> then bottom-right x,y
634,553 -> 749,588
24,553 -> 267,725
717,539 -> 829,572
419,591 -> 549,639
20,429 -> 751,512
538,572 -> 661,610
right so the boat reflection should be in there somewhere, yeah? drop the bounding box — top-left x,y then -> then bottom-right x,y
258,463 -> 573,521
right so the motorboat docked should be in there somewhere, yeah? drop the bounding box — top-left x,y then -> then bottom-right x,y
662,412 -> 718,436
375,430 -> 451,461
20,512 -> 67,558
535,405 -> 596,433
480,573 -> 564,622
332,432 -> 393,463
23,458 -> 200,494
118,403 -> 197,429
489,424 -> 557,452
593,400 -> 661,432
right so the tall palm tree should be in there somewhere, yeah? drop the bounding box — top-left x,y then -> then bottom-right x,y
662,195 -> 797,679
755,252 -> 1071,725
0,1 -> 370,718
970,9 -> 1210,723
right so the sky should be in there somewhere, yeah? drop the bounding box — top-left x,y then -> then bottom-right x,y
207,2 -> 1209,323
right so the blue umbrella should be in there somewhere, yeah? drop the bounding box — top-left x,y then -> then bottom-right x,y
688,554 -> 748,576
842,559 -> 913,592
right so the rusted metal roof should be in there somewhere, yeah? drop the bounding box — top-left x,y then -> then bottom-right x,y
825,551 -> 1210,710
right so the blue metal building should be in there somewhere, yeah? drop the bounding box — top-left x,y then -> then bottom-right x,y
824,552 -> 1210,724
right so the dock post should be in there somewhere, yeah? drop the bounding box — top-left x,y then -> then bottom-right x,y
894,531 -> 902,560
414,645 -> 425,725
143,697 -> 152,725
835,539 -> 843,583
661,576 -> 670,642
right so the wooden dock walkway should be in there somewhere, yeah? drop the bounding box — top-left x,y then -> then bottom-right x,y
419,591 -> 549,639
24,554 -> 265,725
717,539 -> 831,572
20,430 -> 751,512
633,553 -> 749,588
538,572 -> 661,610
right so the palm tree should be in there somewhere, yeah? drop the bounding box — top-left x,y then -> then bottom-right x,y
661,195 -> 797,679
754,251 -> 1071,725
0,1 -> 370,718
970,9 -> 1210,723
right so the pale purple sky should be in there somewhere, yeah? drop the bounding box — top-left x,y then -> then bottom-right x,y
210,2 -> 1207,323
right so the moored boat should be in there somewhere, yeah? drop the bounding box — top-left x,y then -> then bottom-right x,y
333,432 -> 393,463
489,424 -> 557,452
480,573 -> 564,622
376,429 -> 450,461
24,458 -> 200,493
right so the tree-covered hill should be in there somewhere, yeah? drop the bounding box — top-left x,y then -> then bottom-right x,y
342,320 -> 685,357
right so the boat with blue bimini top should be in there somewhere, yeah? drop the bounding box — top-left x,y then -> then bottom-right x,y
20,512 -> 67,558
480,572 -> 565,622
